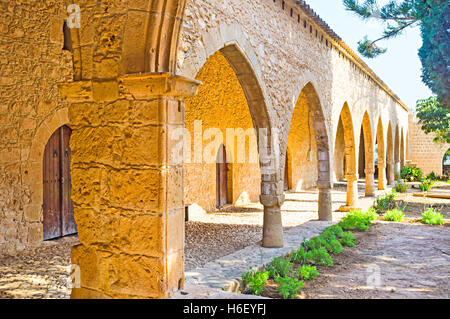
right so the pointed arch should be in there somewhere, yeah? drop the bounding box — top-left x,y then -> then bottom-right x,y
337,102 -> 358,208
376,117 -> 386,190
286,82 -> 332,220
361,112 -> 375,196
386,121 -> 395,185
400,128 -> 405,168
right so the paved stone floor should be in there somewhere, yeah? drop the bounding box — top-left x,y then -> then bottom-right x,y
0,181 -> 377,299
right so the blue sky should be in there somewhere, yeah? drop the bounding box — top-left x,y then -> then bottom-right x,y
306,0 -> 432,111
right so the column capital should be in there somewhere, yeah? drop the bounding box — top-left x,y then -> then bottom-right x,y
345,174 -> 358,182
260,194 -> 285,207
119,73 -> 201,99
377,162 -> 386,169
57,73 -> 201,102
364,168 -> 375,175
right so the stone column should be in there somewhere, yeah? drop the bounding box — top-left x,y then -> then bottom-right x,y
59,74 -> 199,299
318,182 -> 333,221
340,174 -> 358,211
387,161 -> 395,186
364,167 -> 375,197
377,162 -> 386,190
260,177 -> 284,248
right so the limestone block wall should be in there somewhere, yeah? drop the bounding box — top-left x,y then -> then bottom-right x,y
407,114 -> 449,176
0,1 -> 73,254
184,52 -> 261,210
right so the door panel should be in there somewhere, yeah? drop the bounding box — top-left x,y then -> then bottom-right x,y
216,146 -> 228,207
43,129 -> 62,240
61,126 -> 76,236
43,126 -> 76,240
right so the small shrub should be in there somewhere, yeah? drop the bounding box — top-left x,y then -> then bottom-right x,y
325,238 -> 344,254
296,265 -> 319,281
419,179 -> 434,192
339,209 -> 378,231
266,257 -> 292,279
306,248 -> 333,267
426,172 -> 438,181
324,224 -> 344,238
384,209 -> 404,222
373,191 -> 397,212
290,246 -> 307,264
401,166 -> 424,182
241,268 -> 269,296
275,275 -> 304,299
394,180 -> 409,193
421,208 -> 444,225
340,232 -> 356,247
319,229 -> 337,243
305,236 -> 327,250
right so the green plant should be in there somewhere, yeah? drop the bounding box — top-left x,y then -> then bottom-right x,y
421,208 -> 444,225
325,238 -> 344,255
373,191 -> 397,212
426,171 -> 439,181
266,257 -> 292,279
400,166 -> 424,182
241,268 -> 269,296
384,209 -> 404,222
275,275 -> 304,299
296,265 -> 319,281
394,180 -> 409,193
339,209 -> 378,231
290,246 -> 307,264
305,236 -> 327,250
306,248 -> 333,267
324,224 -> 344,238
340,232 -> 356,247
419,179 -> 434,192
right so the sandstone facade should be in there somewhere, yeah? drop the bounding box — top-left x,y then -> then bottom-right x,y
0,0 -> 415,298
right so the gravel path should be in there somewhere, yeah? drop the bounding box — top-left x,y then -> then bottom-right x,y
302,221 -> 450,299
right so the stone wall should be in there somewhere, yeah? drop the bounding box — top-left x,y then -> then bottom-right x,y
0,1 -> 73,254
407,114 -> 449,176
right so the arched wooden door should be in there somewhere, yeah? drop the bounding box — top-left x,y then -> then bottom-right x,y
43,125 -> 76,240
216,145 -> 228,208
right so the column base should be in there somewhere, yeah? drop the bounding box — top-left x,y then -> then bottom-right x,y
339,205 -> 361,212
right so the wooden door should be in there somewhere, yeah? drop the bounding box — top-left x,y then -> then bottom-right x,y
284,154 -> 289,191
216,145 -> 228,207
43,126 -> 76,240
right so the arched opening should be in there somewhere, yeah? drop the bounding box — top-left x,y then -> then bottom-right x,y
443,149 -> 450,177
184,49 -> 263,212
284,147 -> 292,191
287,82 -> 332,220
361,112 -> 375,196
43,125 -> 76,240
337,103 -> 358,209
333,117 -> 346,182
394,125 -> 400,179
386,121 -> 394,185
376,118 -> 386,190
400,128 -> 405,168
358,125 -> 365,178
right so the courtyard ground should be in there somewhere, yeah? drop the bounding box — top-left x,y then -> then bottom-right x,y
0,180 -> 448,299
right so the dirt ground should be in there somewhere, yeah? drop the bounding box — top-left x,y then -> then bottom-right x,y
300,221 -> 450,299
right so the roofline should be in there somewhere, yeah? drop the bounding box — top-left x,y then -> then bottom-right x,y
290,0 -> 409,112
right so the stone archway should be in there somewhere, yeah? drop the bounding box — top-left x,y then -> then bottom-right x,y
334,117 -> 346,182
361,112 -> 375,197
376,117 -> 386,190
394,125 -> 400,179
400,128 -> 405,168
386,122 -> 395,185
287,82 -> 332,220
25,108 -> 70,244
337,103 -> 358,210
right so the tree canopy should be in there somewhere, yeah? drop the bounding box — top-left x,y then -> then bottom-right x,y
415,96 -> 449,143
343,0 -> 449,108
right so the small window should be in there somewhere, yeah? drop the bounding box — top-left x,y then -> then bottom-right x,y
63,20 -> 73,52
297,15 -> 300,23
304,21 -> 307,28
282,1 -> 285,10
